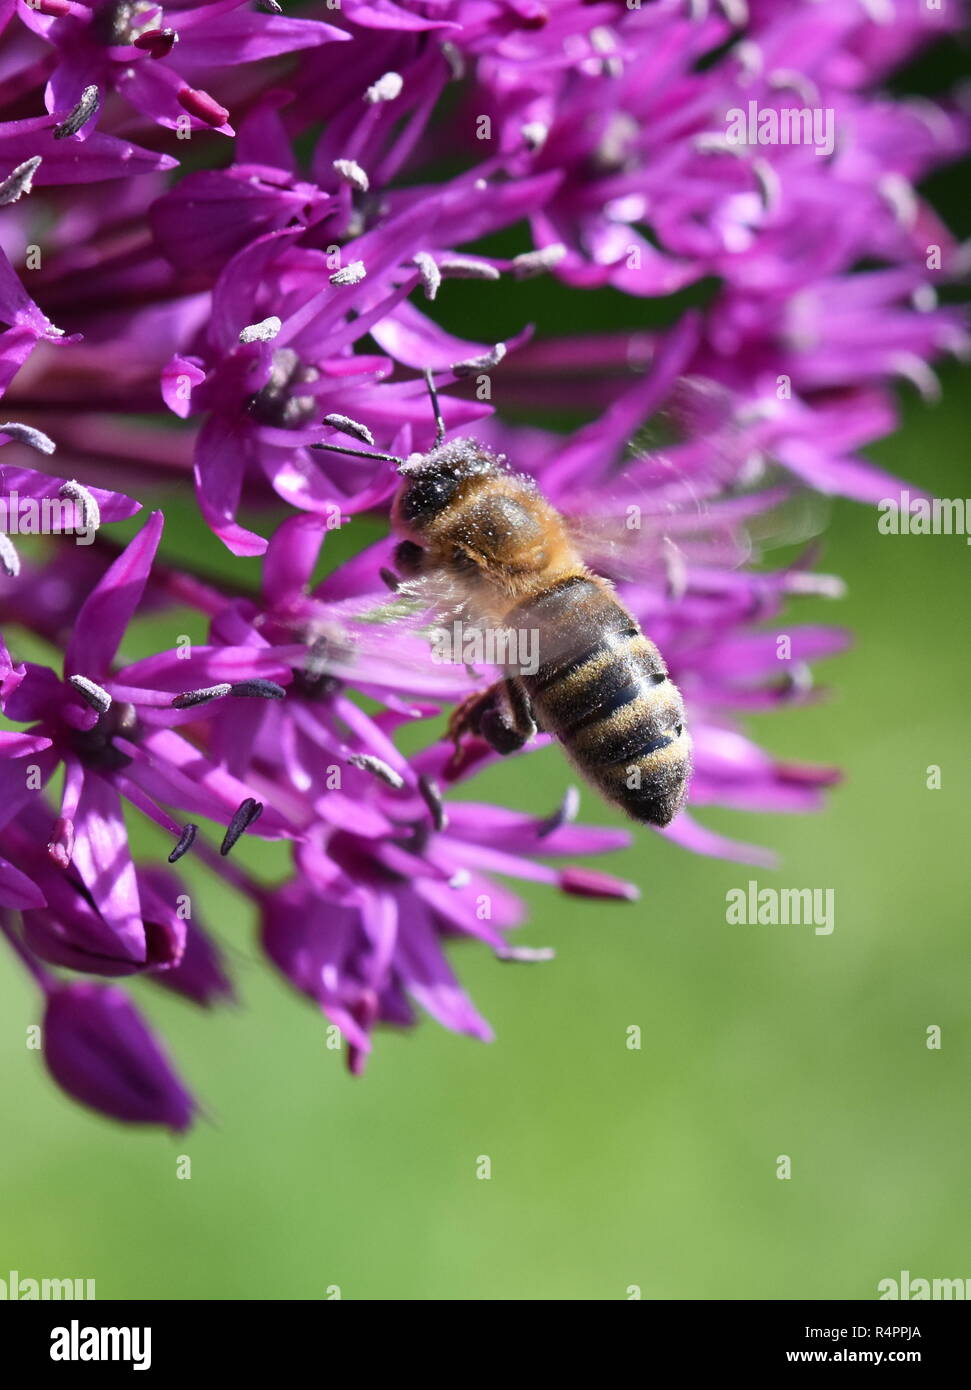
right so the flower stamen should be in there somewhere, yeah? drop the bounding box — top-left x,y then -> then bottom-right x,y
0,157 -> 43,207
168,823 -> 198,864
322,414 -> 375,446
68,675 -> 112,714
0,422 -> 55,454
53,86 -> 101,140
418,775 -> 447,832
220,798 -> 263,856
348,754 -> 405,790
171,684 -> 232,709
59,479 -> 100,530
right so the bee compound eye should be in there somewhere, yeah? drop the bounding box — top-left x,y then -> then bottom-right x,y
400,472 -> 458,524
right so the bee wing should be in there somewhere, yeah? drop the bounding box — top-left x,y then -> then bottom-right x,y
283,576 -> 490,701
558,374 -> 832,591
563,474 -> 831,590
735,481 -> 833,558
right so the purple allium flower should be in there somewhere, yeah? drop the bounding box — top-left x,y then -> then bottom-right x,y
42,980 -> 194,1130
261,766 -> 634,1075
0,0 -> 966,1127
1,513 -> 297,958
17,0 -> 347,137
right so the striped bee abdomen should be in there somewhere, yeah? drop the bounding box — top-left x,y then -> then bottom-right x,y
515,575 -> 692,827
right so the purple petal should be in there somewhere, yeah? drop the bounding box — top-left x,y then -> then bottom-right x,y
193,417 -> 267,556
262,513 -> 328,606
394,897 -> 493,1041
0,116 -> 178,183
70,773 -> 146,963
65,511 -> 164,679
44,983 -> 194,1130
0,854 -> 45,910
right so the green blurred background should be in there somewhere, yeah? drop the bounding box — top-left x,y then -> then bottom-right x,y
1,44 -> 969,1301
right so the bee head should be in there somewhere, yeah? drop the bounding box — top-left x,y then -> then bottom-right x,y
393,439 -> 498,535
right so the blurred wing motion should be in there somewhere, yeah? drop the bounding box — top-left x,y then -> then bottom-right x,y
562,476 -> 831,594
279,575 -> 492,702
558,376 -> 831,592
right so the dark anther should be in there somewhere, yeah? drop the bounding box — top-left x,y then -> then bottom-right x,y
172,683 -> 232,709
781,663 -> 814,699
418,775 -> 448,832
230,679 -> 287,700
220,798 -> 263,856
168,824 -> 198,864
53,86 -> 101,140
400,821 -> 431,857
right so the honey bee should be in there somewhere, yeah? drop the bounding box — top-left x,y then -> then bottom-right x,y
313,371 -> 692,827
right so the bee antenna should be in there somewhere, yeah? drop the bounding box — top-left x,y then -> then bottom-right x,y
309,369 -> 444,465
423,367 -> 446,448
310,441 -> 405,466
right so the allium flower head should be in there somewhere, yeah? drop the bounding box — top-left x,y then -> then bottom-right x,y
0,0 -> 966,1127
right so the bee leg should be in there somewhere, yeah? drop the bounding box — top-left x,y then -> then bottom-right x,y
498,677 -> 538,746
447,688 -> 492,746
381,540 -> 424,591
393,540 -> 424,577
448,678 -> 537,759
